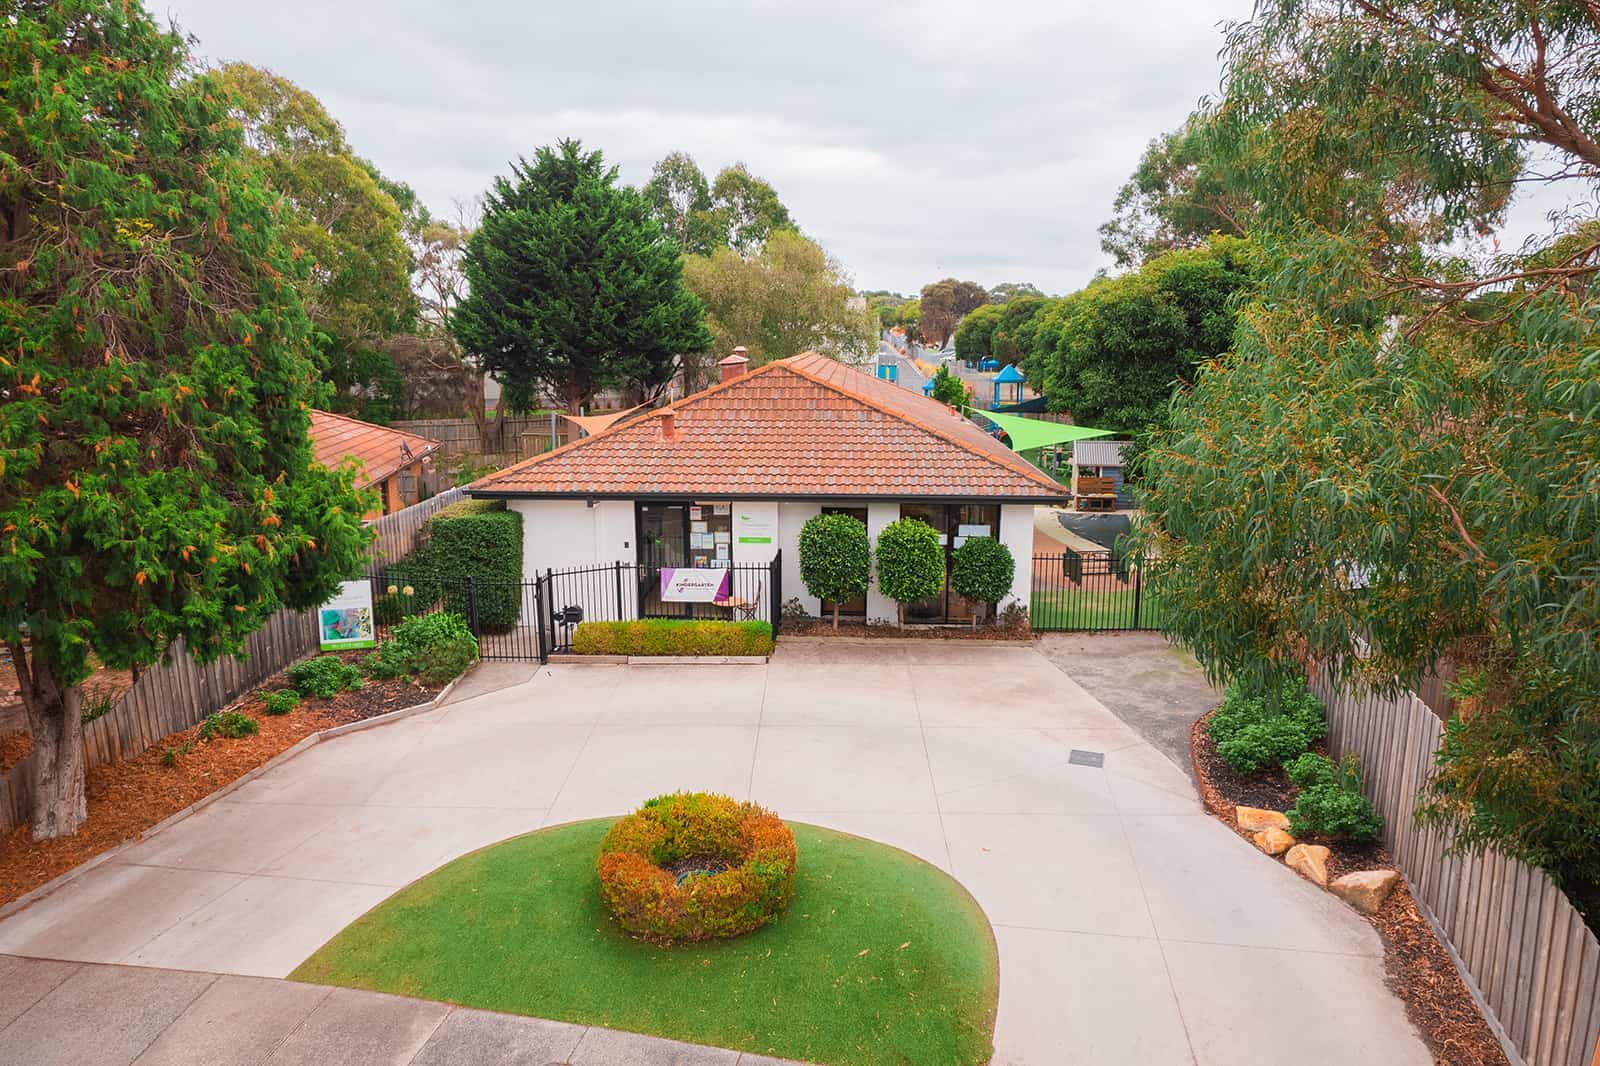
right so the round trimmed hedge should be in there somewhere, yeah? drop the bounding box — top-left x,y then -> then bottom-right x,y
597,792 -> 798,944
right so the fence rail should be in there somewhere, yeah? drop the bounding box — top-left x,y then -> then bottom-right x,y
1311,669 -> 1600,1066
366,486 -> 467,573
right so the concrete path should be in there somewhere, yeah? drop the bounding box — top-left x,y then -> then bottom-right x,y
0,954 -> 796,1065
0,643 -> 1431,1065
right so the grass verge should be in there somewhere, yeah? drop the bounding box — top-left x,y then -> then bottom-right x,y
291,819 -> 997,1065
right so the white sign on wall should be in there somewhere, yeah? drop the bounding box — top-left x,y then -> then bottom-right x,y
735,510 -> 776,546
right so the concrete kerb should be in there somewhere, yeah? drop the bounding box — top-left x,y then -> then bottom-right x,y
776,634 -> 1033,647
0,673 -> 464,923
546,654 -> 770,665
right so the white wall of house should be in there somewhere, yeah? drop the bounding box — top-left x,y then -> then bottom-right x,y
998,503 -> 1035,616
509,497 -> 1040,627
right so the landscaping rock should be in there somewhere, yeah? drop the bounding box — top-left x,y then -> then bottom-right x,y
1235,805 -> 1290,832
1284,843 -> 1331,887
1252,827 -> 1296,856
1331,869 -> 1400,914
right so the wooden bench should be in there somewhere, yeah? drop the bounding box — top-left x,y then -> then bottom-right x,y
1075,476 -> 1118,512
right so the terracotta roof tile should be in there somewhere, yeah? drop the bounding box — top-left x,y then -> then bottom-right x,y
471,354 -> 1069,501
308,410 -> 441,489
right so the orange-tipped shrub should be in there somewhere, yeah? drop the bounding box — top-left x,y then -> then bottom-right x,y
596,792 -> 798,943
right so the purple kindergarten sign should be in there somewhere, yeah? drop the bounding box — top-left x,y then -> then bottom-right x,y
659,567 -> 732,603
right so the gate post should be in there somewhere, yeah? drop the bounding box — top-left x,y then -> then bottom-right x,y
614,560 -> 625,622
1132,561 -> 1143,630
464,576 -> 480,635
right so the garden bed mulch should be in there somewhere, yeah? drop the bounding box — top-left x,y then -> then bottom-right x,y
780,619 -> 1030,640
1190,710 -> 1508,1066
0,653 -> 442,911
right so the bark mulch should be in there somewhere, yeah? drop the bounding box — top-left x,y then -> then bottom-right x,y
0,732 -> 32,775
1190,710 -> 1508,1066
0,658 -> 442,911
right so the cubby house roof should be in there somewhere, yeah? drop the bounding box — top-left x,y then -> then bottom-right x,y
469,352 -> 1070,502
308,409 -> 440,489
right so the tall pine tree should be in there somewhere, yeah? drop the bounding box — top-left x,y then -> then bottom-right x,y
452,140 -> 711,412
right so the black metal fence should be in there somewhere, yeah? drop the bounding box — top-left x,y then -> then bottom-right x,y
366,553 -> 783,660
1029,551 -> 1163,632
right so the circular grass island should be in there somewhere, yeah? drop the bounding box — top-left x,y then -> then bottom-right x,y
291,816 -> 998,1066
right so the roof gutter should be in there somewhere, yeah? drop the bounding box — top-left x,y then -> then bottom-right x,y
466,488 -> 1071,504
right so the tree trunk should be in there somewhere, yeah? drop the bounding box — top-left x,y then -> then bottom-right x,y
7,643 -> 88,841
831,601 -> 840,629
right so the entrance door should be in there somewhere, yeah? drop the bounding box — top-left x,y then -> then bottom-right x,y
894,503 -> 1002,623
897,503 -> 950,622
638,503 -> 688,570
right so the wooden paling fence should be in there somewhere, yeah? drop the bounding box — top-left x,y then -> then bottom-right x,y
1311,671 -> 1600,1066
0,488 -> 472,834
390,416 -> 575,459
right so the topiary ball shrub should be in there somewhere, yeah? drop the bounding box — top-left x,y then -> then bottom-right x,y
597,792 -> 798,944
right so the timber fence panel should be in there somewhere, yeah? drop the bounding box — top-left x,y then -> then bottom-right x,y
1318,672 -> 1600,1066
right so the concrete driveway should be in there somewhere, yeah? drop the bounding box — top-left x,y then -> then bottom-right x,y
0,642 -> 1429,1066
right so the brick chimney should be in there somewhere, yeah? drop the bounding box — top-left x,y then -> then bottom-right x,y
660,410 -> 676,441
719,347 -> 750,383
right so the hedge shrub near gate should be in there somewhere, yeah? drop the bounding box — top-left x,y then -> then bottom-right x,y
386,499 -> 524,631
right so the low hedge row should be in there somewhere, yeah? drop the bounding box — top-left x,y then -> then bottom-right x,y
597,792 -> 798,943
571,619 -> 774,657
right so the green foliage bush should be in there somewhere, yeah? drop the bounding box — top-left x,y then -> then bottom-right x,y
875,518 -> 945,623
199,710 -> 258,742
287,655 -> 365,699
1287,754 -> 1383,843
366,612 -> 479,685
1207,677 -> 1326,774
950,535 -> 1015,625
571,620 -> 774,657
597,791 -> 798,943
261,689 -> 300,716
385,500 -> 523,632
798,513 -> 871,627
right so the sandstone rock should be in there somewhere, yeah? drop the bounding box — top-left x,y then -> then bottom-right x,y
1253,827 -> 1296,856
1331,869 -> 1400,914
1236,805 -> 1290,832
1285,843 -> 1331,887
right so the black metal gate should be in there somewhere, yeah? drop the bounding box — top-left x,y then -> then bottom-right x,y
368,569 -> 548,662
1029,551 -> 1162,632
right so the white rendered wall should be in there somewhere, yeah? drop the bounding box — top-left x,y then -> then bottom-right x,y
510,498 -> 639,622
777,502 -> 822,616
999,504 -> 1036,615
865,502 -> 900,623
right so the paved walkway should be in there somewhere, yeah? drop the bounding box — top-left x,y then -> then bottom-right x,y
0,642 -> 1431,1065
0,955 -> 794,1065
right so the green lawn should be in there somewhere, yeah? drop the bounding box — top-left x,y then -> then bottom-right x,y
291,820 -> 998,1066
1030,586 -> 1167,630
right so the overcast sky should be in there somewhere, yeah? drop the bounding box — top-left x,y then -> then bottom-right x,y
164,0 -> 1571,297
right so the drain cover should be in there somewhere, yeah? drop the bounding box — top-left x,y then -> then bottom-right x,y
1068,749 -> 1105,768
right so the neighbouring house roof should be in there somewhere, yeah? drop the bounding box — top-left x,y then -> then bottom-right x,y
469,352 -> 1071,501
307,409 -> 441,489
1073,439 -> 1131,468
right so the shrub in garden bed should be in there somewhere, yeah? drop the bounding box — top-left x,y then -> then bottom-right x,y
366,612 -> 479,685
1285,753 -> 1384,842
198,710 -> 258,741
287,655 -> 365,699
261,689 -> 300,716
597,791 -> 798,943
571,620 -> 774,657
1207,676 -> 1327,774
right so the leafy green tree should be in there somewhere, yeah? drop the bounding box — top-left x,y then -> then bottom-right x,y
708,163 -> 795,256
918,279 -> 988,347
951,537 -> 1015,629
1034,237 -> 1254,436
643,150 -> 718,256
1137,0 -> 1600,917
991,296 -> 1049,363
953,303 -> 1004,361
875,519 -> 945,626
681,229 -> 875,386
216,64 -> 416,421
0,1 -> 371,838
988,281 -> 1045,303
928,365 -> 968,408
894,298 -> 921,340
797,513 -> 871,629
452,139 -> 712,412
1099,116 -> 1257,270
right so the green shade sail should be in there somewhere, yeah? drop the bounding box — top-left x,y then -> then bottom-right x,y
973,410 -> 1117,452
